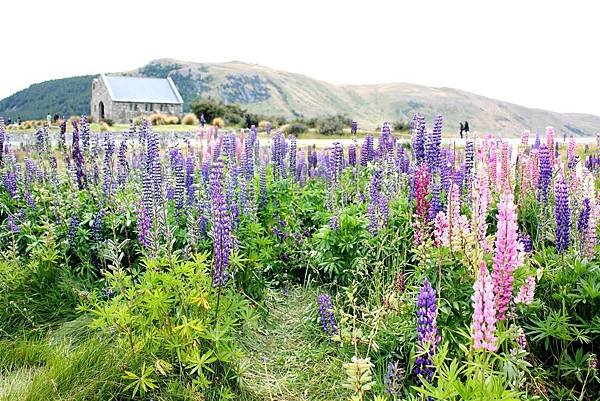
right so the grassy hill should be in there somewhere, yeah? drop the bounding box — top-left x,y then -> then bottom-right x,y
0,76 -> 93,120
1,58 -> 599,136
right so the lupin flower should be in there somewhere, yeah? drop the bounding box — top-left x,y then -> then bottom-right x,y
0,117 -> 5,166
136,202 -> 151,248
67,213 -> 79,245
514,276 -> 536,305
170,149 -> 185,210
210,158 -> 232,287
186,156 -> 195,206
433,211 -> 449,247
350,120 -> 358,136
472,169 -> 491,250
24,191 -> 35,209
516,326 -> 528,350
465,140 -> 474,179
6,215 -> 20,233
546,127 -> 555,166
425,115 -> 443,172
498,141 -> 510,193
71,121 -> 87,190
472,262 -> 498,352
360,135 -> 374,166
554,175 -> 570,253
367,168 -> 382,235
518,232 -> 532,253
521,130 -> 530,146
384,361 -> 405,398
348,143 -> 356,167
3,170 -> 17,198
411,113 -> 426,164
91,209 -> 105,243
272,132 -> 287,180
578,198 -> 591,233
80,115 -> 90,154
102,133 -> 115,197
428,182 -> 442,221
414,278 -> 439,384
538,144 -> 552,204
379,122 -> 393,156
332,142 -> 343,184
289,135 -> 297,178
317,293 -> 337,338
567,135 -> 576,164
413,164 -> 431,245
492,192 -> 519,321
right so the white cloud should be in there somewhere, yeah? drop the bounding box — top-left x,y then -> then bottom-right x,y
2,0 -> 599,115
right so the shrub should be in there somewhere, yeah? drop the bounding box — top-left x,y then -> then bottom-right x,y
99,122 -> 109,132
164,115 -> 179,125
181,113 -> 199,125
281,123 -> 307,136
258,120 -> 271,131
226,113 -> 243,126
316,115 -> 348,135
212,117 -> 225,128
274,116 -> 288,126
190,98 -> 227,122
103,118 -> 114,127
87,115 -> 95,124
393,120 -> 408,131
149,113 -> 166,126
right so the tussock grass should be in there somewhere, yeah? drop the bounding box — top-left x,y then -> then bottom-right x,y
0,318 -> 128,401
238,288 -> 350,401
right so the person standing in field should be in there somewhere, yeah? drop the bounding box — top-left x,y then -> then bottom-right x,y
460,121 -> 470,138
46,113 -> 52,126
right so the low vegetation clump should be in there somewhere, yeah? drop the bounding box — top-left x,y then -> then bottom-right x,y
0,115 -> 598,400
181,112 -> 199,125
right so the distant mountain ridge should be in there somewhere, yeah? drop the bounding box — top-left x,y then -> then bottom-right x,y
1,58 -> 599,136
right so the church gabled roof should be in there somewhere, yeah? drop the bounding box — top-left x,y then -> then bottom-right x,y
100,74 -> 183,104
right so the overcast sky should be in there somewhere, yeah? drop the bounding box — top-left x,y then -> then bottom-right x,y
2,1 -> 599,115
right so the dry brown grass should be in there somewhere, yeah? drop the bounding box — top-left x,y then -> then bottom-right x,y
212,117 -> 225,128
181,113 -> 199,125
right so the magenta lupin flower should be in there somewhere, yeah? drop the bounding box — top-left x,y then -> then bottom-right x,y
492,192 -> 519,321
472,262 -> 497,352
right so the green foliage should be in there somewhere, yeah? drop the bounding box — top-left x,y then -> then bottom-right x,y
316,114 -> 350,135
84,253 -> 254,399
0,225 -> 91,335
281,122 -> 308,136
393,120 -> 409,131
189,98 -> 248,126
416,344 -> 526,401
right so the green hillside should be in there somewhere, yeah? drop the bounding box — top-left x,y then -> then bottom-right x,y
0,75 -> 93,120
1,58 -> 599,136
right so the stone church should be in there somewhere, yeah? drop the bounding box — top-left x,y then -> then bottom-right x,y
90,74 -> 183,123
